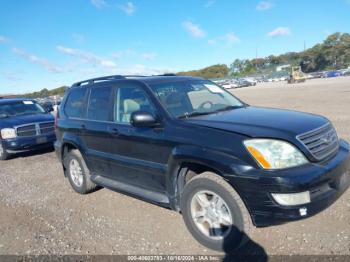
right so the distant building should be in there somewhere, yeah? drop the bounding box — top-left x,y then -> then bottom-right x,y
276,64 -> 290,72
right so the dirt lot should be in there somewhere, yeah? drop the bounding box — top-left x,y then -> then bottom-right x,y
0,77 -> 349,256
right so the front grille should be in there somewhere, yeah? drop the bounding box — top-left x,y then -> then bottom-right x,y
39,122 -> 54,134
16,124 -> 37,137
297,123 -> 339,161
15,121 -> 55,137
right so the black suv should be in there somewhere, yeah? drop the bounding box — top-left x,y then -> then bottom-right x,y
55,75 -> 350,251
0,98 -> 56,160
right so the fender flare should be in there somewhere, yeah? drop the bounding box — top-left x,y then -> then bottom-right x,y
165,145 -> 247,210
61,133 -> 89,168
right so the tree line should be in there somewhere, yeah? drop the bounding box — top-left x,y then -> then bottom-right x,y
10,32 -> 350,97
23,86 -> 67,98
178,32 -> 350,78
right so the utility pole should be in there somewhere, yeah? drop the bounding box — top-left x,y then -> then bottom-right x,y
304,40 -> 306,52
255,47 -> 258,70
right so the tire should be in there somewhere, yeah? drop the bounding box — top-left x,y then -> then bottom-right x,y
0,142 -> 9,160
180,172 -> 253,252
64,149 -> 97,194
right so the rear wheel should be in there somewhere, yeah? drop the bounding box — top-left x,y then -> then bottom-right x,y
180,172 -> 252,252
64,149 -> 97,194
0,143 -> 9,160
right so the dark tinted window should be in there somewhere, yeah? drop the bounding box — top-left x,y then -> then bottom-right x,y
87,86 -> 113,121
64,88 -> 87,118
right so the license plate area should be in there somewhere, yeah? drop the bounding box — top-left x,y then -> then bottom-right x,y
36,137 -> 47,144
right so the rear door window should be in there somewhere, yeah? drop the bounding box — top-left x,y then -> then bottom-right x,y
87,86 -> 113,121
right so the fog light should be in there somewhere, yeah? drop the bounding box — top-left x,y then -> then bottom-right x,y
299,207 -> 307,216
271,191 -> 310,206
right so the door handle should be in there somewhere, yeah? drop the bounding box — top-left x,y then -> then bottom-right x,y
108,127 -> 119,135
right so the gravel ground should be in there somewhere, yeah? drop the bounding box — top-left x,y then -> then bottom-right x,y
0,77 -> 349,256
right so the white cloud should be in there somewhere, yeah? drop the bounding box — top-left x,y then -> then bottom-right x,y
57,45 -> 117,69
112,49 -> 136,59
208,39 -> 217,45
267,27 -> 291,37
91,0 -> 106,9
208,32 -> 240,47
182,21 -> 207,38
0,35 -> 10,44
57,46 -> 76,55
119,64 -> 175,76
119,2 -> 136,15
256,1 -> 273,11
12,48 -> 62,73
72,33 -> 86,44
204,0 -> 215,8
224,32 -> 240,45
141,53 -> 157,61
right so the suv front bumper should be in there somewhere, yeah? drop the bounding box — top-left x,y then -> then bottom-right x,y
1,133 -> 56,153
227,139 -> 350,227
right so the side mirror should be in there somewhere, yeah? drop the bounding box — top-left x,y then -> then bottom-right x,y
130,111 -> 158,127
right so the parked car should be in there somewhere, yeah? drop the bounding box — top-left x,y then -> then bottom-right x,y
323,71 -> 342,78
0,98 -> 56,160
235,79 -> 251,88
214,79 -> 238,89
55,75 -> 350,252
242,78 -> 257,86
342,70 -> 350,76
308,72 -> 324,79
39,101 -> 55,113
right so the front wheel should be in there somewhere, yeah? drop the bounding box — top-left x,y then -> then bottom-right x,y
0,143 -> 9,160
180,172 -> 252,252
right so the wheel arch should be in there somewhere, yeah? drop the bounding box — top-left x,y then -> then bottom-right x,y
60,134 -> 88,175
166,145 -> 241,211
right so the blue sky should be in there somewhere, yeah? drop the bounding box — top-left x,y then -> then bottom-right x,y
1,0 -> 350,93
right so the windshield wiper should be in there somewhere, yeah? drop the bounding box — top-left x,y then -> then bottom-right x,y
213,105 -> 242,113
178,111 -> 214,119
0,114 -> 9,119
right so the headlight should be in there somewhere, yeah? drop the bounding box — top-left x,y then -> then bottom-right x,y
1,128 -> 17,139
244,139 -> 308,169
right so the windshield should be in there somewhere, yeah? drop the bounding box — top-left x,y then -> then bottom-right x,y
0,101 -> 46,118
149,80 -> 245,118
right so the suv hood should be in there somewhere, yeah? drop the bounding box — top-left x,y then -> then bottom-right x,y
185,106 -> 328,139
0,113 -> 54,129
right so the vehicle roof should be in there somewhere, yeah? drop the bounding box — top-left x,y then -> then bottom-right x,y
131,75 -> 204,85
71,75 -> 205,88
0,98 -> 34,104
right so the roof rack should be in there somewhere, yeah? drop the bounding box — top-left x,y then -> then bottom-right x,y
71,73 -> 177,88
71,75 -> 124,87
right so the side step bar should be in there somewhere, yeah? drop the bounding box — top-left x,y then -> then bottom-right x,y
91,175 -> 169,204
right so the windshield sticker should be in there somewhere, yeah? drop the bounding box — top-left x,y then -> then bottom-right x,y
204,84 -> 224,93
23,101 -> 34,105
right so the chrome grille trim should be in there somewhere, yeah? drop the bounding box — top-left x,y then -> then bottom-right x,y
297,123 -> 339,161
15,121 -> 55,137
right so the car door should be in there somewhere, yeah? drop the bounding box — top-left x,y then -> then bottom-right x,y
108,82 -> 170,193
82,84 -> 115,176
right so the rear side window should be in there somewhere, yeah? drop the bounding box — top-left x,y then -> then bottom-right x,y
64,88 -> 87,118
87,86 -> 113,121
